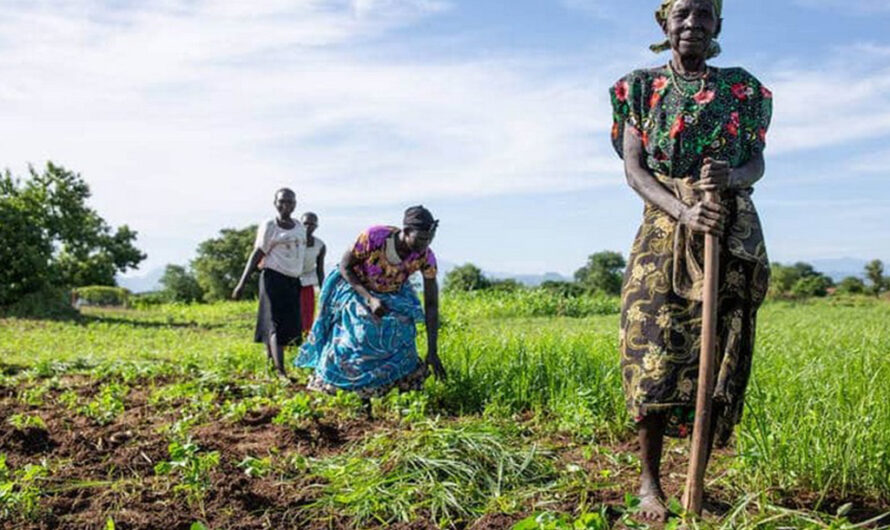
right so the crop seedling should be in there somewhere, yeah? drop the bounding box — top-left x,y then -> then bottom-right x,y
154,439 -> 220,507
80,382 -> 128,425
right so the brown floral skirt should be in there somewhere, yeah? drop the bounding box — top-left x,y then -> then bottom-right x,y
620,203 -> 768,445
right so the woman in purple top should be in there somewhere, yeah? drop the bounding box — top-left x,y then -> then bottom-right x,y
296,206 -> 446,413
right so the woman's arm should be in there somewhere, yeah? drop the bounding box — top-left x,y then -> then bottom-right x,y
422,276 -> 445,380
622,126 -> 726,237
232,248 -> 264,299
316,244 -> 326,288
339,249 -> 386,316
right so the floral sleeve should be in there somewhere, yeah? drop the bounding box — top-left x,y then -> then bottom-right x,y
609,70 -> 647,159
737,70 -> 773,157
420,249 -> 438,280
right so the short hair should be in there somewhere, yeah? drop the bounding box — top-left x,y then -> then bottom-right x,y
275,187 -> 296,199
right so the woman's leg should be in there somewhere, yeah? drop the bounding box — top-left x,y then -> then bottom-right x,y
638,411 -> 668,521
267,332 -> 288,378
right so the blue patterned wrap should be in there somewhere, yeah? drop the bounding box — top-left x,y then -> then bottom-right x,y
295,269 -> 425,391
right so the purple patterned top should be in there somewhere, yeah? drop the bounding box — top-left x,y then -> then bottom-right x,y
350,226 -> 437,293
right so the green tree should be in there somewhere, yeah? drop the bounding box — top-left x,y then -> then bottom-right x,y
790,275 -> 831,298
159,265 -> 204,303
0,163 -> 145,306
443,263 -> 491,292
865,260 -> 885,297
192,226 -> 258,301
769,261 -> 832,299
836,276 -> 866,295
574,251 -> 626,295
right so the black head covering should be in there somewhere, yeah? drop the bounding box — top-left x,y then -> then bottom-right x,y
403,205 -> 439,232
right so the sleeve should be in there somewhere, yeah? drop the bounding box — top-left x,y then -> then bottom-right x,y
420,249 -> 438,280
350,229 -> 373,263
254,221 -> 271,253
609,70 -> 647,160
740,71 -> 773,156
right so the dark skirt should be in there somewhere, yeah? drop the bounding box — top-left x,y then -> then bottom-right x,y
620,202 -> 769,445
254,268 -> 302,347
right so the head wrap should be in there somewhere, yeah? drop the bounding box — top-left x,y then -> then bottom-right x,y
650,0 -> 723,59
403,205 -> 439,233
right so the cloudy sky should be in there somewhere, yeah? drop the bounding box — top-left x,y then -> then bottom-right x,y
1,0 -> 889,278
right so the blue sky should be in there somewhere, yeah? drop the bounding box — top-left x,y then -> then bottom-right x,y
1,0 -> 889,278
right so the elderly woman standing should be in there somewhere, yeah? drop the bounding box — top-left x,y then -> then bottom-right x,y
295,206 -> 446,411
610,0 -> 772,520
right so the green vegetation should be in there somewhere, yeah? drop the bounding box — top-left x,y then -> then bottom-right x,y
1,293 -> 888,528
0,162 -> 144,308
73,286 -> 131,307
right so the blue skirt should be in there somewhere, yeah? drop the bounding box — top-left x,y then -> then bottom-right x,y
295,270 -> 427,397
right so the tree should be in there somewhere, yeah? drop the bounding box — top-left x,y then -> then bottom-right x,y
0,163 -> 145,306
836,276 -> 866,295
790,275 -> 831,298
192,226 -> 258,301
574,251 -> 626,295
865,260 -> 885,297
769,261 -> 832,299
159,265 -> 204,303
443,263 -> 491,292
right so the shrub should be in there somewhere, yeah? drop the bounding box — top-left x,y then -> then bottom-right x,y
73,286 -> 130,307
836,276 -> 866,295
790,275 -> 832,298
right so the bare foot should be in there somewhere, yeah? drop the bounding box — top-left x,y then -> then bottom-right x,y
638,487 -> 668,522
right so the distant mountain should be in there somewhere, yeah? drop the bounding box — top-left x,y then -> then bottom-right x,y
437,260 -> 571,287
117,267 -> 164,293
808,258 -> 869,282
488,271 -> 571,286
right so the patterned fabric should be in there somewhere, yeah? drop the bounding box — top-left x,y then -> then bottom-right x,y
350,226 -> 438,293
610,66 -> 772,180
295,270 -> 427,397
610,65 -> 772,443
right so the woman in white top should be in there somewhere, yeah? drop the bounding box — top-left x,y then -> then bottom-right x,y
299,212 -> 326,334
233,188 -> 306,379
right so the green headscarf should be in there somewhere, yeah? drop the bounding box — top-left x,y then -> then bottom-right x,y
650,0 -> 723,59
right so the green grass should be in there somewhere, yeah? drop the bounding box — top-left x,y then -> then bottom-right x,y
1,294 -> 889,528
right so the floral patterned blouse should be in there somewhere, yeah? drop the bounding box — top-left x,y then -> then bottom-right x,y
610,65 -> 772,178
350,226 -> 438,293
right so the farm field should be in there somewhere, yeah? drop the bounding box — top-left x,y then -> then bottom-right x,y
1,293 -> 889,529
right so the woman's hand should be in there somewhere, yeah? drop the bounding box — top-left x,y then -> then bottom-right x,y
367,296 -> 388,317
696,157 -> 731,193
425,351 -> 447,381
679,201 -> 726,237
231,283 -> 245,300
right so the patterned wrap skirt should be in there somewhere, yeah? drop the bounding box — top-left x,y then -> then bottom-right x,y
295,270 -> 427,398
620,186 -> 769,445
254,268 -> 302,347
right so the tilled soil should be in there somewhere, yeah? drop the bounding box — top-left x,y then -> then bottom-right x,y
1,375 -> 887,530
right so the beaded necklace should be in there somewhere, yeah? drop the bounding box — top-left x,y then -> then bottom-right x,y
668,61 -> 709,96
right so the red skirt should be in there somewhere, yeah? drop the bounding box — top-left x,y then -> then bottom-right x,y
300,285 -> 316,333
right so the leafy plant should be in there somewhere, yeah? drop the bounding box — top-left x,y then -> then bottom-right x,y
272,393 -> 320,427
79,382 -> 128,425
6,414 -> 47,431
154,439 -> 220,506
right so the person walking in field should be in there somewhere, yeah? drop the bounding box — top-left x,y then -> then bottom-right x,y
295,206 -> 446,412
233,188 -> 307,380
610,0 -> 772,520
299,212 -> 326,335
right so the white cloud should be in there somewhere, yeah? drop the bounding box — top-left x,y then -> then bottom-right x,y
0,0 -> 623,270
764,46 -> 890,155
794,0 -> 890,12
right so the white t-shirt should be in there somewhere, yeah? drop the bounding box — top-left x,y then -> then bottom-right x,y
300,237 -> 325,287
254,219 -> 306,279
